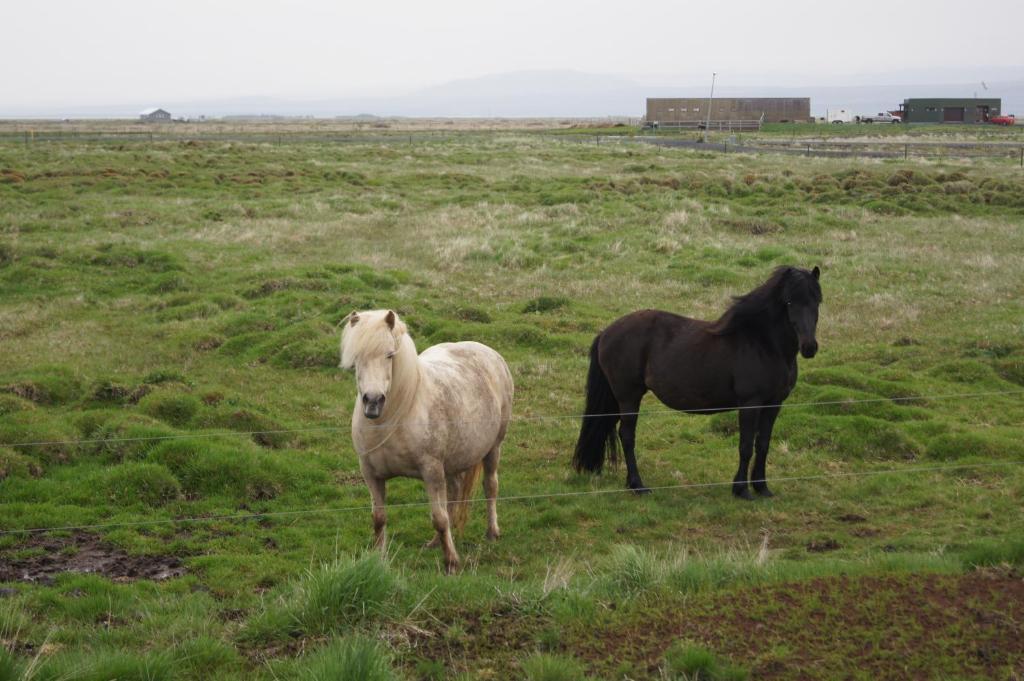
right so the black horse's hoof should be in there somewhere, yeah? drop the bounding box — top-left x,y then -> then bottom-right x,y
754,486 -> 774,498
733,487 -> 755,501
628,482 -> 653,495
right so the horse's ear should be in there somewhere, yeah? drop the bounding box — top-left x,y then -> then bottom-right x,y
385,310 -> 396,329
348,311 -> 360,326
812,266 -> 820,280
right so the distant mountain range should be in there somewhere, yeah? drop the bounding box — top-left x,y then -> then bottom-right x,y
4,69 -> 1023,119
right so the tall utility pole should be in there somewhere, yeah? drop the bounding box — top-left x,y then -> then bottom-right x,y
704,72 -> 717,143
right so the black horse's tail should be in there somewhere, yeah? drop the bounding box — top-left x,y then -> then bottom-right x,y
572,334 -> 620,473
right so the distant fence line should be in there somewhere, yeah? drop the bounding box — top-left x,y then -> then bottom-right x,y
2,128 -> 1023,165
627,136 -> 1024,164
0,129 -> 519,146
646,118 -> 764,132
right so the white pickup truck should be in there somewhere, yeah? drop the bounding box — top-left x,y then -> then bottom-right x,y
857,112 -> 901,123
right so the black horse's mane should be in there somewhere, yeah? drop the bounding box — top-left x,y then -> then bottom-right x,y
708,266 -> 820,335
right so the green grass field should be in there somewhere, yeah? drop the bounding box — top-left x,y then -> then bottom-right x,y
1,130 -> 1023,680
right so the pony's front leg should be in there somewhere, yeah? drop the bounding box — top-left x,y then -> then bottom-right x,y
733,407 -> 759,500
363,473 -> 388,550
751,406 -> 780,497
425,475 -> 460,549
423,469 -> 460,574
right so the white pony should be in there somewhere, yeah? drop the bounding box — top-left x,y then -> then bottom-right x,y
340,309 -> 513,573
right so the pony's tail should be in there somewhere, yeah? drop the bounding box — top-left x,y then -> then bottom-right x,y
450,462 -> 483,532
572,334 -> 620,474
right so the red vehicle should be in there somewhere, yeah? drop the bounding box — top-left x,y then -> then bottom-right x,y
990,114 -> 1016,126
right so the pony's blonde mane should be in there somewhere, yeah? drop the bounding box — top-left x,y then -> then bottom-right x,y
340,310 -> 410,369
341,310 -> 421,425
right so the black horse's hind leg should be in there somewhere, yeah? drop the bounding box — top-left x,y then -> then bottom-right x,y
751,406 -> 780,497
733,407 -> 760,500
618,404 -> 651,494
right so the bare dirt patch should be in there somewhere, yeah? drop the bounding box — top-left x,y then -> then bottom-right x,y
806,537 -> 842,552
406,571 -> 1024,680
0,532 -> 185,584
577,570 -> 1024,680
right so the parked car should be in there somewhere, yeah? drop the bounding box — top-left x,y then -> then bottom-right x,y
857,112 -> 901,123
990,114 -> 1016,126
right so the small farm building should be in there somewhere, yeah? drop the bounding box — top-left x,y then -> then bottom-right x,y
139,108 -> 172,122
899,98 -> 1001,124
645,98 -> 811,128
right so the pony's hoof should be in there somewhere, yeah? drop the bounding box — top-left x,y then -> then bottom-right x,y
733,487 -> 755,501
486,530 -> 501,541
444,561 -> 460,575
754,486 -> 774,498
424,537 -> 441,549
630,485 -> 653,495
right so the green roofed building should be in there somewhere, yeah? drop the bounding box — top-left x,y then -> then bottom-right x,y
899,98 -> 1001,124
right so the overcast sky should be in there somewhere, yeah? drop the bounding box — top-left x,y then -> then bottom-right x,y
3,0 -> 1021,107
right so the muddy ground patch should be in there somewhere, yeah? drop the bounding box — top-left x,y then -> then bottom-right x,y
0,532 -> 185,584
406,571 -> 1024,681
581,570 -> 1024,680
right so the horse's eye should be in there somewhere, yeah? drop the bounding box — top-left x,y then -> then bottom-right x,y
385,351 -> 396,359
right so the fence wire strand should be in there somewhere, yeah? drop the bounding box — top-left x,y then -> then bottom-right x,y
2,459 -> 1021,537
3,388 -> 1023,450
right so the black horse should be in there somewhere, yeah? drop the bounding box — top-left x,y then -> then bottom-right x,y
572,266 -> 822,498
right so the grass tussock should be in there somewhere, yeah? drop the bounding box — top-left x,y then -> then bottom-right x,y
290,637 -> 399,681
522,296 -> 571,314
591,544 -> 964,601
27,648 -> 180,681
926,431 -> 1024,461
958,537 -> 1024,569
520,653 -> 587,681
244,554 -> 403,643
94,462 -> 182,506
0,366 -> 83,406
75,411 -> 177,462
0,448 -> 43,481
661,641 -> 748,681
148,437 -> 288,501
0,412 -> 80,465
137,390 -> 202,427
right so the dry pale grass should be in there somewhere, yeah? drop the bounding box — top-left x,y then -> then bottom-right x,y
5,319 -> 113,368
188,217 -> 341,248
0,304 -> 50,341
542,557 -> 576,595
0,117 -> 632,135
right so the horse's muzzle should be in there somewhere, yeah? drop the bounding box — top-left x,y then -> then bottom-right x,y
362,393 -> 385,419
800,340 -> 818,359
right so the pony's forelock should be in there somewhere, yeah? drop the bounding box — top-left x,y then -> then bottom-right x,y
709,266 -> 821,335
340,310 -> 407,369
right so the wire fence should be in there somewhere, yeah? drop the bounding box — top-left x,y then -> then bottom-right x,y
2,388 -> 1022,536
4,388 -> 1023,448
0,129 -> 557,147
3,127 -> 1023,165
3,459 -> 1021,537
629,135 -> 1024,164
